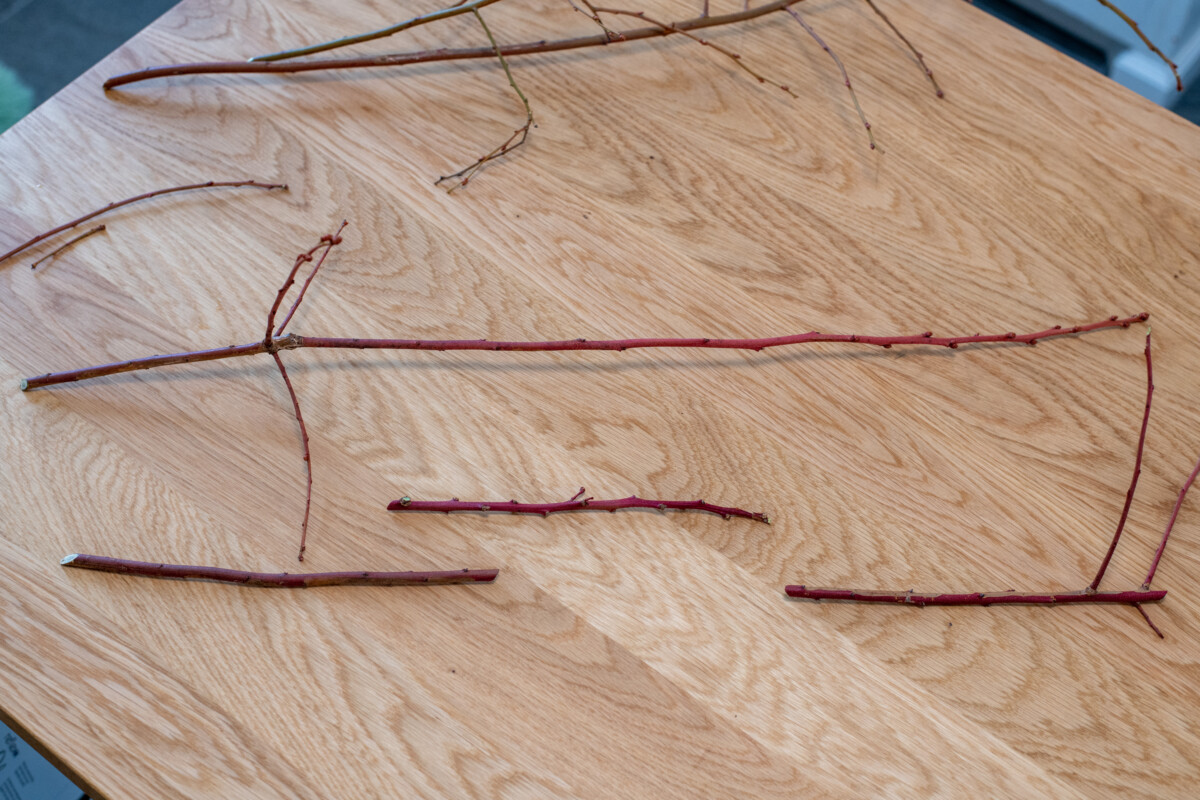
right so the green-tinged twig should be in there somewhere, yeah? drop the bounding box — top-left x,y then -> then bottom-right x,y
250,0 -> 506,62
436,9 -> 535,190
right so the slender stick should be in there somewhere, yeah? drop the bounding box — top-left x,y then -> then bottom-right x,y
1090,330 -> 1153,590
785,586 -> 1166,605
21,313 -> 1150,391
0,181 -> 286,266
272,352 -> 313,562
593,7 -> 798,97
275,221 -> 349,336
566,0 -> 623,41
786,7 -> 876,150
861,0 -> 942,97
1095,0 -> 1182,91
1135,603 -> 1165,638
264,224 -> 347,347
435,9 -> 535,190
61,554 -> 498,587
29,225 -> 106,271
103,1 -> 808,89
390,487 -> 771,522
1143,453 -> 1200,588
249,0 -> 506,62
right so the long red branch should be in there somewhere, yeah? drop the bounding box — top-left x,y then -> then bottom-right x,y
0,181 -> 286,266
784,586 -> 1166,605
389,488 -> 770,521
103,0 -> 807,89
1089,330 -> 1152,590
20,313 -> 1150,391
61,554 -> 498,587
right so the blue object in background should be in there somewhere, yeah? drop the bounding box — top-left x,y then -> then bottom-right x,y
0,60 -> 34,133
0,721 -> 84,800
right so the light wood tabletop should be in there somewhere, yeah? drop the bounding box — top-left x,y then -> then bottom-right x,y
2,0 -> 1200,796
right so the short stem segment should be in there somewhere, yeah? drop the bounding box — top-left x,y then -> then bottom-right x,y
61,553 -> 498,587
784,586 -> 1167,605
390,489 -> 770,522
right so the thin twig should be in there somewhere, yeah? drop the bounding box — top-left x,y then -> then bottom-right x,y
21,313 -> 1150,391
264,224 -> 347,347
1095,0 -> 1182,91
0,181 -> 286,266
861,0 -> 942,97
29,225 -> 106,271
390,487 -> 770,521
566,0 -> 623,41
272,352 -> 313,562
250,0 -> 506,62
436,8 -> 535,190
594,7 -> 798,97
263,223 -> 347,561
275,221 -> 349,335
61,554 -> 498,587
103,1 -> 808,89
1090,330 -> 1152,590
1143,453 -> 1200,588
1135,603 -> 1165,638
786,7 -> 877,150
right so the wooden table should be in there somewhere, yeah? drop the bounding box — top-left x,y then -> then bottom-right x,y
2,0 -> 1199,796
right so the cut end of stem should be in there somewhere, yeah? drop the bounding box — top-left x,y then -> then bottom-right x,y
19,379 -> 29,392
60,554 -> 79,565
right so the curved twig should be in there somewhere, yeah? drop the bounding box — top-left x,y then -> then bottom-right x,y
435,8 -> 535,190
103,1 -> 808,89
0,181 -> 286,266
1095,0 -> 1182,91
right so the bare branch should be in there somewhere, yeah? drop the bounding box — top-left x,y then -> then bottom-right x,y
29,225 -> 106,271
390,488 -> 770,522
786,7 -> 877,150
862,0 -> 943,97
61,554 -> 499,587
435,8 -> 535,190
0,181 -> 286,267
1090,330 -> 1152,590
21,313 -> 1150,391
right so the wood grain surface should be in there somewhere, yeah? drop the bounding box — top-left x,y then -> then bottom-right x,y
2,0 -> 1199,797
